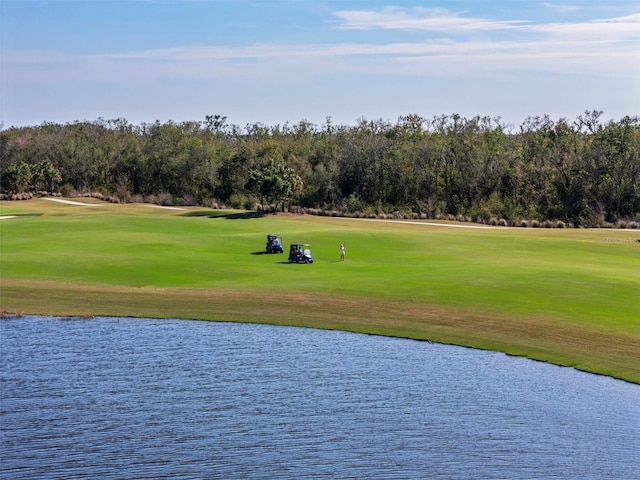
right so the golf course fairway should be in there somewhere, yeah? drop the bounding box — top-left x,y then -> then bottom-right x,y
1,198 -> 639,384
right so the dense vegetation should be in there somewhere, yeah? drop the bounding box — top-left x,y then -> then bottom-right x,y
1,111 -> 639,227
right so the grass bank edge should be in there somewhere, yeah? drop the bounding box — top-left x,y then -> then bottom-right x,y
2,280 -> 639,385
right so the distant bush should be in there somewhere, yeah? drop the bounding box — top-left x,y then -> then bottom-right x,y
182,194 -> 196,206
156,192 -> 173,206
60,184 -> 76,198
1,192 -> 32,200
202,197 -> 222,209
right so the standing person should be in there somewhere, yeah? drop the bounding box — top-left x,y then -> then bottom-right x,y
340,243 -> 345,262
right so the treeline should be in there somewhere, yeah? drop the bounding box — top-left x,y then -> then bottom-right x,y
1,111 -> 639,227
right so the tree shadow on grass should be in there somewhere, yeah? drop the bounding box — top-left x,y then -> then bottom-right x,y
181,210 -> 265,220
3,213 -> 44,218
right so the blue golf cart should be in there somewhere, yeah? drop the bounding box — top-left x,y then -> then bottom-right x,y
266,234 -> 284,254
288,243 -> 313,263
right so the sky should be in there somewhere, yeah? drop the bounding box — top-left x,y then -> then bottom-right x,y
1,0 -> 639,129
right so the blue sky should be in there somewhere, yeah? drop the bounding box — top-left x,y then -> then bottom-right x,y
2,0 -> 638,129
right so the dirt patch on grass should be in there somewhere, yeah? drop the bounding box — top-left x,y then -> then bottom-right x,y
3,279 -> 639,383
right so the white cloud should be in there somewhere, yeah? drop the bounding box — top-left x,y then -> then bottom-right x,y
332,7 -> 524,32
331,6 -> 640,42
6,9 -> 637,85
526,13 -> 640,39
541,3 -> 581,15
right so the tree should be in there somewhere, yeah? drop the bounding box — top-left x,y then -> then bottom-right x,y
249,158 -> 301,211
2,162 -> 32,194
115,173 -> 130,203
33,159 -> 62,194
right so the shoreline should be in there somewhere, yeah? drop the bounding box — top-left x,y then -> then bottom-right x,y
3,282 -> 638,385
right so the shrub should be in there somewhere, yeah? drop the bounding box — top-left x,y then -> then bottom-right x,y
181,194 -> 196,206
227,193 -> 246,209
8,192 -> 32,200
60,184 -> 76,198
156,192 -> 173,206
615,219 -> 639,229
345,193 -> 364,213
83,191 -> 102,200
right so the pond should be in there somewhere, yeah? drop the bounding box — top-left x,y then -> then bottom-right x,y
1,316 -> 638,479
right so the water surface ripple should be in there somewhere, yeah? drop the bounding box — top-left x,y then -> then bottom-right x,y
1,316 -> 638,479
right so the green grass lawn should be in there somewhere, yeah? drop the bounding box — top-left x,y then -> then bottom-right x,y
2,198 -> 639,383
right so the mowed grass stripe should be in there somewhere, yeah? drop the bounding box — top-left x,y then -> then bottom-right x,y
1,199 -> 639,383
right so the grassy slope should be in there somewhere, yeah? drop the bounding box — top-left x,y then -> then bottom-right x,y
2,199 -> 639,383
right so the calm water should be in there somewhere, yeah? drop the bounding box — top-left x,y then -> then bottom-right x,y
1,316 -> 638,479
